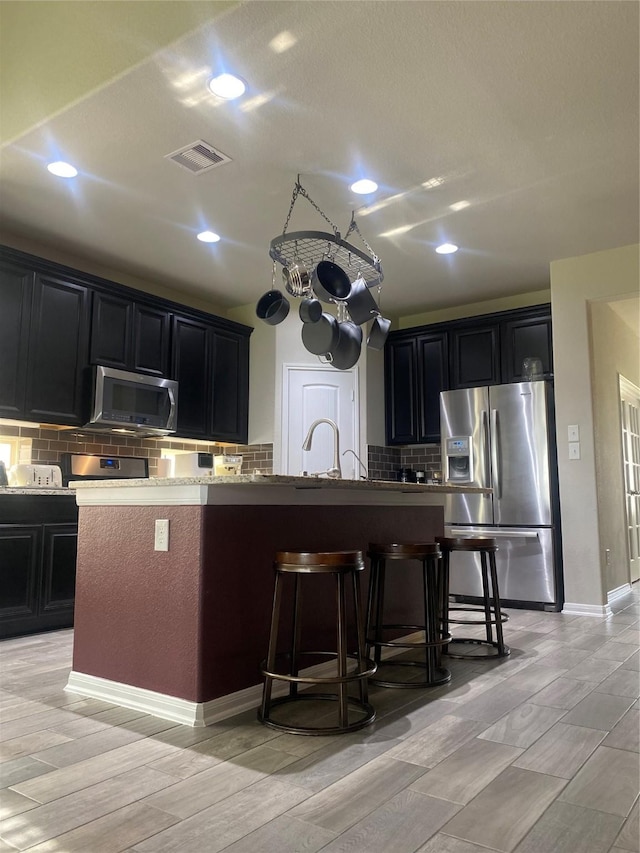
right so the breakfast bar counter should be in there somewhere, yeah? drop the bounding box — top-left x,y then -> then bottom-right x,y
67,475 -> 488,725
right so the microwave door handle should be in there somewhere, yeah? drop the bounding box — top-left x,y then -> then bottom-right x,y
167,387 -> 177,425
490,408 -> 501,499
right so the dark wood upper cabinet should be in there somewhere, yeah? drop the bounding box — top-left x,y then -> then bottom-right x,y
90,292 -> 170,376
24,273 -> 89,425
172,317 -> 251,444
417,332 -> 448,443
172,315 -> 212,440
385,337 -> 419,445
211,328 -> 250,444
450,323 -> 500,389
501,311 -> 553,383
0,261 -> 33,418
384,304 -> 552,445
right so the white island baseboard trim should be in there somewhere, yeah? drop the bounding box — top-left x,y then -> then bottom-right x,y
65,633 -> 422,727
562,601 -> 612,617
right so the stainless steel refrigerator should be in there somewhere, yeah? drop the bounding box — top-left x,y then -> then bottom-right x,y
440,380 -> 563,609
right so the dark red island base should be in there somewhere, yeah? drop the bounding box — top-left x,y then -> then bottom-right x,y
68,476 -> 488,725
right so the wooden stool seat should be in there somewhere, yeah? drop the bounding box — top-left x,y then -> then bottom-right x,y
435,536 -> 510,660
258,550 -> 376,735
365,542 -> 451,689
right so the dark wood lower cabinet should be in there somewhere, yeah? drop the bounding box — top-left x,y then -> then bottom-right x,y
0,497 -> 78,638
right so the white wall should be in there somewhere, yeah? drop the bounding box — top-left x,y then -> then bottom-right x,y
550,243 -> 639,609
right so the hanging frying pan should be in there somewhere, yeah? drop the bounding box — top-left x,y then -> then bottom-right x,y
330,321 -> 363,370
311,260 -> 352,303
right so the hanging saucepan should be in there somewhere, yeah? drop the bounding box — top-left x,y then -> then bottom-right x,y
301,312 -> 339,355
299,297 -> 323,324
311,260 -> 352,303
256,289 -> 290,325
330,321 -> 363,370
345,277 -> 379,326
367,315 -> 391,350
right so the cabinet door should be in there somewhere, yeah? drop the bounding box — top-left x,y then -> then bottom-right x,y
89,291 -> 132,369
25,274 -> 89,424
0,262 -> 33,418
450,325 -> 500,389
210,329 -> 249,443
0,525 -> 40,625
417,332 -> 448,444
385,336 -> 419,444
133,304 -> 170,376
41,524 -> 77,617
501,313 -> 553,383
172,315 -> 211,438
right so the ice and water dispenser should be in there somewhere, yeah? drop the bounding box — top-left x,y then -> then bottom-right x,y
445,436 -> 473,483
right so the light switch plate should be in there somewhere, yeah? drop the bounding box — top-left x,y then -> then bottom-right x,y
568,424 -> 580,442
568,442 -> 581,460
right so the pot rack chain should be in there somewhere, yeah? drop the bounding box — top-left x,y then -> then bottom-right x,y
280,176 -> 341,239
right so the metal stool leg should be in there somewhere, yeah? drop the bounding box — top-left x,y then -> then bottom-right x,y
480,551 -> 493,645
260,571 -> 284,721
421,557 -> 434,683
490,551 -> 509,656
290,573 -> 301,697
352,570 -> 369,706
336,572 -> 348,728
373,559 -> 386,665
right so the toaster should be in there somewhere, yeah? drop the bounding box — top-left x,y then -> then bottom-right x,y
9,464 -> 63,488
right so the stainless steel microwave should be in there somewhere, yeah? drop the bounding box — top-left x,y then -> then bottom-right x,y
83,366 -> 178,436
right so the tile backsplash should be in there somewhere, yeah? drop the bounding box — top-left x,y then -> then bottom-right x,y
1,422 -> 440,482
0,423 -> 273,477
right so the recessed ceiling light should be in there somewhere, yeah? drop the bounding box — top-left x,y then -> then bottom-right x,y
208,73 -> 246,100
422,177 -> 445,189
47,161 -> 78,178
435,243 -> 458,254
449,200 -> 470,211
197,230 -> 220,243
350,179 -> 378,195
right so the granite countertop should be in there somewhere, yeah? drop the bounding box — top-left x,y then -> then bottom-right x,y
0,487 -> 74,496
70,473 -> 489,494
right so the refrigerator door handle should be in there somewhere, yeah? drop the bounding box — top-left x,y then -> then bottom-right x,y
449,527 -> 540,539
481,409 -> 491,498
490,408 -> 501,499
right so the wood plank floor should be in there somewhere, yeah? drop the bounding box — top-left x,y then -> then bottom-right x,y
1,588 -> 638,852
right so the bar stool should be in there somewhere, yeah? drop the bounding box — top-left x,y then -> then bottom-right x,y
435,536 -> 510,659
365,542 -> 451,688
258,550 -> 377,735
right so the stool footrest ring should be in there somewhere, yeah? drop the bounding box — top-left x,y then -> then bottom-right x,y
370,661 -> 451,689
261,650 -> 377,684
444,637 -> 511,660
258,692 -> 375,735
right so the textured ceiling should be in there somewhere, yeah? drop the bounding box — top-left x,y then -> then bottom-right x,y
1,1 -> 638,319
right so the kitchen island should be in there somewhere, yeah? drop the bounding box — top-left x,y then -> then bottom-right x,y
67,475 -> 489,725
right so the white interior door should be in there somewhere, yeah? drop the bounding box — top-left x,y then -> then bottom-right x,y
282,365 -> 359,478
620,375 -> 640,584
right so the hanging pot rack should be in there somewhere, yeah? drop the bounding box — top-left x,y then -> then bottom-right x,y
268,177 -> 384,288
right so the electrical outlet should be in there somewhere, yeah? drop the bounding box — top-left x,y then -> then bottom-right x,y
154,519 -> 169,551
568,442 -> 581,460
568,424 -> 580,442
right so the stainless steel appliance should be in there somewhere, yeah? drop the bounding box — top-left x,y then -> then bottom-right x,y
81,366 -> 178,437
60,453 -> 148,486
440,380 -> 563,609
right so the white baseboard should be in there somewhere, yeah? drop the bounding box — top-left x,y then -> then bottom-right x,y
562,602 -> 612,617
607,583 -> 633,605
66,632 -> 422,727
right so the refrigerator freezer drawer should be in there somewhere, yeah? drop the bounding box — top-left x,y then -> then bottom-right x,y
444,525 -> 556,604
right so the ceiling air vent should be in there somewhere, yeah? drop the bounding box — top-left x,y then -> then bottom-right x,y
165,140 -> 232,174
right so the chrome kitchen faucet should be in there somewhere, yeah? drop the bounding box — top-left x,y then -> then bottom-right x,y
302,418 -> 341,479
